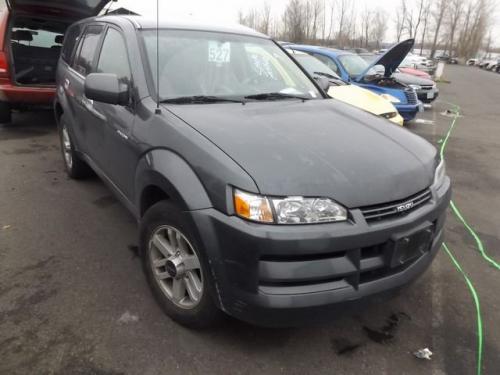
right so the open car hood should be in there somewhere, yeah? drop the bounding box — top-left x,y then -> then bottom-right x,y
354,39 -> 415,82
6,0 -> 111,19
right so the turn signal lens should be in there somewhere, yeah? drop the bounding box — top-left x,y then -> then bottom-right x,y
234,189 -> 274,223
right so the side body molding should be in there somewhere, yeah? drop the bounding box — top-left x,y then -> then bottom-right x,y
135,149 -> 212,214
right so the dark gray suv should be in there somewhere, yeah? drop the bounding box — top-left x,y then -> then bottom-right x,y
55,15 -> 451,327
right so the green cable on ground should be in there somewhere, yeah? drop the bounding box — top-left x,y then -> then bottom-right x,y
442,243 -> 483,375
450,201 -> 500,270
437,101 -> 485,374
438,102 -> 500,270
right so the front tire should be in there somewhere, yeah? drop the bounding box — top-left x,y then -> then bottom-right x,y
140,201 -> 221,328
58,115 -> 92,179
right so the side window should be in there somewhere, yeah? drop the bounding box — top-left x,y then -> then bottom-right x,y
61,24 -> 82,63
72,25 -> 104,76
96,28 -> 131,83
313,53 -> 339,74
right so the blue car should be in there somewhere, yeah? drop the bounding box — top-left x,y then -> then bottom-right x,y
288,39 -> 422,122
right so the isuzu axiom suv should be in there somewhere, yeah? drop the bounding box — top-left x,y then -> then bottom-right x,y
55,15 -> 451,327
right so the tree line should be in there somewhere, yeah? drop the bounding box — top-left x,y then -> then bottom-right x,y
238,0 -> 497,58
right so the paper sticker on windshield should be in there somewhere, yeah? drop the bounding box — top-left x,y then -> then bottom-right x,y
208,42 -> 231,64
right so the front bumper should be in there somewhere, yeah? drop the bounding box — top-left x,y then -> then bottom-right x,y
417,87 -> 439,103
395,103 -> 420,121
389,113 -> 404,126
189,178 -> 451,326
0,83 -> 55,105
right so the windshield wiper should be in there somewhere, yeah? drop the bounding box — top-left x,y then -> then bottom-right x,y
160,95 -> 245,104
313,71 -> 337,80
313,72 -> 346,86
244,92 -> 310,101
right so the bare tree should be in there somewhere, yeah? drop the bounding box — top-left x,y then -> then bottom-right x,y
282,0 -> 306,42
411,0 -> 426,39
429,0 -> 448,58
371,8 -> 388,49
327,0 -> 335,42
456,0 -> 493,58
395,0 -> 408,42
360,5 -> 372,48
259,2 -> 272,35
444,0 -> 464,56
419,1 -> 431,54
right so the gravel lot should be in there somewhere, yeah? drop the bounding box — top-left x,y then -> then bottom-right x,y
1,65 -> 499,374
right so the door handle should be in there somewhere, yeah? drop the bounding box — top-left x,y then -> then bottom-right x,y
82,97 -> 106,121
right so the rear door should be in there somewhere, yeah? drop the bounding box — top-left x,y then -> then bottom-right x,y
6,0 -> 111,20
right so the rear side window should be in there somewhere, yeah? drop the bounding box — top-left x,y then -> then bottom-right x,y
72,25 -> 103,76
61,24 -> 83,63
96,28 -> 131,83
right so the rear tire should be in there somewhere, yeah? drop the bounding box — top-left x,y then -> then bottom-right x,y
57,115 -> 92,179
140,201 -> 222,328
0,102 -> 12,124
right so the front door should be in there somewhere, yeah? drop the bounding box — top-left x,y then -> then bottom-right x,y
86,25 -> 137,200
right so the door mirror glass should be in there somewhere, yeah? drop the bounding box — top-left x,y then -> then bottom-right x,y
84,73 -> 129,105
314,76 -> 331,91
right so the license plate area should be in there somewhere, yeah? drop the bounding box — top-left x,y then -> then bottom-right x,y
390,226 -> 434,267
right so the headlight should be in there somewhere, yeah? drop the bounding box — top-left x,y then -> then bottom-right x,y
380,94 -> 401,103
380,112 -> 398,119
434,159 -> 446,188
409,84 -> 422,91
233,189 -> 348,224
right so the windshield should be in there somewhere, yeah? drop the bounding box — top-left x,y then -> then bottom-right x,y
141,30 -> 321,101
293,54 -> 342,80
338,54 -> 371,77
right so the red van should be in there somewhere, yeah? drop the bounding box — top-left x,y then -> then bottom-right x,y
0,1 -> 110,123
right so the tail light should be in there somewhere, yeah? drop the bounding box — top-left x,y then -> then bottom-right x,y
0,51 -> 10,82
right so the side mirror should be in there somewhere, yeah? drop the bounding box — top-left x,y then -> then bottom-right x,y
314,76 -> 331,92
84,73 -> 129,105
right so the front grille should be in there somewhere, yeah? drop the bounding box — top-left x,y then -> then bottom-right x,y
360,188 -> 432,223
404,89 -> 418,104
420,85 -> 434,91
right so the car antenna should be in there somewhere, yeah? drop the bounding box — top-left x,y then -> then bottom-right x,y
155,0 -> 161,115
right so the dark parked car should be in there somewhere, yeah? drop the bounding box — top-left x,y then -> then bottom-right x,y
55,15 -> 451,327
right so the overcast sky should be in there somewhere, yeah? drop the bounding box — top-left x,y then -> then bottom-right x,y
109,0 -> 500,46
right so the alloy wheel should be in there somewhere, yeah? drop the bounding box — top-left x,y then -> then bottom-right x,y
148,225 -> 203,309
61,125 -> 73,170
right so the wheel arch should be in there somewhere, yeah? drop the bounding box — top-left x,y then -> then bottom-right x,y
135,149 -> 212,217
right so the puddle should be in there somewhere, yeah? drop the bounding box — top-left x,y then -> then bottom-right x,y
331,337 -> 363,355
92,195 -> 118,209
440,109 -> 463,118
362,312 -> 410,344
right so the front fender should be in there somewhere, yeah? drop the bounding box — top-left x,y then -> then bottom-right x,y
135,149 -> 212,213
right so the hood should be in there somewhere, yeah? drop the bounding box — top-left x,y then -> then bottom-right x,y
398,67 -> 431,80
166,99 -> 437,208
328,85 -> 396,116
392,72 -> 435,86
355,39 -> 415,82
6,0 -> 111,19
